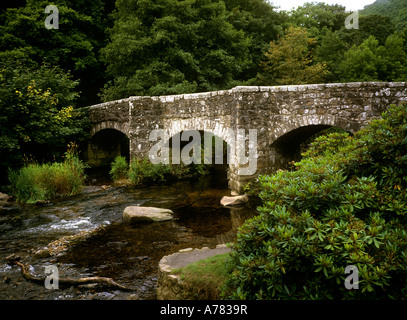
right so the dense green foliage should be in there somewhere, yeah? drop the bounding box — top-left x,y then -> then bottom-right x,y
128,159 -> 178,185
8,144 -> 87,203
223,104 -> 407,299
0,56 -> 89,181
0,0 -> 112,182
110,157 -> 209,186
109,156 -> 129,181
362,0 -> 407,31
287,2 -> 347,36
223,0 -> 285,81
337,34 -> 407,82
0,0 -> 115,106
101,0 -> 253,100
286,2 -> 407,83
102,0 -> 407,95
258,26 -> 328,85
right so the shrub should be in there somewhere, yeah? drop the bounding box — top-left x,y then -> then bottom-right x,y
126,157 -> 210,186
223,104 -> 407,300
109,156 -> 129,181
128,158 -> 175,185
8,143 -> 87,203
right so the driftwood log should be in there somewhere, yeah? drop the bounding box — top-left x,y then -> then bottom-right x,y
6,254 -> 131,291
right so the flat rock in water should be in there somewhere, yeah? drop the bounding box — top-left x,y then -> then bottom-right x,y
0,193 -> 13,210
220,195 -> 248,206
0,193 -> 10,201
122,206 -> 174,224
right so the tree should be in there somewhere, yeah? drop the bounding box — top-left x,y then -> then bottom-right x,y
100,0 -> 252,101
335,14 -> 396,47
382,33 -> 407,80
313,10 -> 403,82
362,0 -> 407,31
288,2 -> 347,37
314,28 -> 348,82
337,36 -> 381,82
0,53 -> 89,183
258,26 -> 329,85
223,0 -> 286,81
0,0 -> 114,106
337,34 -> 407,82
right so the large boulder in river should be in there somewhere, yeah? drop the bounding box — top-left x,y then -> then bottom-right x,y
220,195 -> 248,207
122,206 -> 174,224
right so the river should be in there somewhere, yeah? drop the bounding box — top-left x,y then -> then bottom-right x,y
0,175 -> 258,300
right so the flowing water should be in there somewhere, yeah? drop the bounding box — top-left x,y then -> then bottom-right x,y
0,175 -> 258,300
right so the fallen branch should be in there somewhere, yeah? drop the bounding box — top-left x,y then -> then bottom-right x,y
6,254 -> 131,291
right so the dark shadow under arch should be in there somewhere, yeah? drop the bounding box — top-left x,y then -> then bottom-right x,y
165,130 -> 229,188
87,128 -> 130,168
270,125 -> 350,171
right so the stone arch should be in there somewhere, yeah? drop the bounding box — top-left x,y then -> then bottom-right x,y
90,121 -> 129,137
165,118 -> 235,147
162,119 -> 232,186
87,128 -> 130,168
268,115 -> 353,172
269,114 -> 360,145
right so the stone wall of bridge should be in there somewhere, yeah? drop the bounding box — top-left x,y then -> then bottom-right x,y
88,82 -> 407,193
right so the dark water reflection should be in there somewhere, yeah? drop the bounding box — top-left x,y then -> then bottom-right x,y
0,175 -> 258,300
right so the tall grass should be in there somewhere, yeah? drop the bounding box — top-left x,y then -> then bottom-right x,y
8,143 -> 87,203
172,253 -> 230,299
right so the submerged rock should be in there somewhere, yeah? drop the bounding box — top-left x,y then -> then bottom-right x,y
220,195 -> 248,207
0,192 -> 13,211
122,206 -> 174,224
33,247 -> 51,259
0,193 -> 12,209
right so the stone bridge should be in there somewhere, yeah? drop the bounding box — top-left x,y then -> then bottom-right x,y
86,82 -> 407,193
